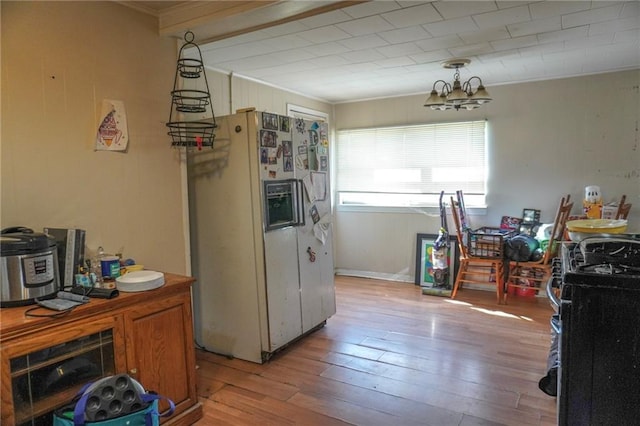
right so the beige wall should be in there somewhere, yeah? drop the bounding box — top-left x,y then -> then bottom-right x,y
1,1 -> 187,272
334,70 -> 640,281
1,1 -> 333,276
206,69 -> 333,118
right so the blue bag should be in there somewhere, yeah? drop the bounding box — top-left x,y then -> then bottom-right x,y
53,374 -> 175,426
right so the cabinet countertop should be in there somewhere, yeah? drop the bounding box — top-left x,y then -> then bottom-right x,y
0,272 -> 195,341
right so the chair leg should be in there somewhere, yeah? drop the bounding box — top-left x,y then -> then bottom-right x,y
496,261 -> 505,304
451,260 -> 466,299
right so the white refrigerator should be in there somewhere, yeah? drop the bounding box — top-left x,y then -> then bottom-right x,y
187,110 -> 336,363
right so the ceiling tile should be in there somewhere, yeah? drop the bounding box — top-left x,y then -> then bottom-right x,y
381,3 -> 442,28
307,41 -> 353,57
448,41 -> 495,57
341,49 -> 388,63
424,16 -> 478,37
339,34 -> 389,50
336,15 -> 396,37
507,16 -> 561,38
458,27 -> 511,44
297,26 -> 352,43
562,4 -> 625,28
589,15 -> 640,36
415,34 -> 465,52
342,1 -> 401,19
296,9 -> 354,29
529,1 -> 590,20
537,26 -> 589,43
432,0 -> 498,20
614,29 -> 640,44
472,5 -> 532,29
409,49 -> 453,65
378,26 -> 432,44
491,35 -> 539,51
376,41 -> 424,58
374,56 -> 417,68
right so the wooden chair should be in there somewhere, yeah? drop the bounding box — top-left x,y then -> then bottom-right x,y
615,194 -> 632,220
504,196 -> 574,303
449,196 -> 507,304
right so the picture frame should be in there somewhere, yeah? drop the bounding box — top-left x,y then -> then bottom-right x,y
279,116 -> 291,132
260,129 -> 277,147
414,233 -> 459,295
262,112 -> 279,130
522,208 -> 541,224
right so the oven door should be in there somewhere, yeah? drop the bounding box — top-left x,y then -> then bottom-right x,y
263,179 -> 304,232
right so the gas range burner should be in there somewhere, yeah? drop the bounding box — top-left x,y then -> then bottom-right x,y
578,263 -> 640,276
579,238 -> 640,267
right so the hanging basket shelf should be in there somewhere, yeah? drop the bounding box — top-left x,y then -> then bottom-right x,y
166,121 -> 217,148
166,31 -> 217,149
171,90 -> 211,113
177,58 -> 204,79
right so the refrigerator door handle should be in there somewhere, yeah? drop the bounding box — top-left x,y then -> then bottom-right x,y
296,179 -> 305,227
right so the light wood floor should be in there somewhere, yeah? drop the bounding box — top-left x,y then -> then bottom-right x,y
194,275 -> 558,426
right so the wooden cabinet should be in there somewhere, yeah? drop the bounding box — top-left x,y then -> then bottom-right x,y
0,273 -> 202,425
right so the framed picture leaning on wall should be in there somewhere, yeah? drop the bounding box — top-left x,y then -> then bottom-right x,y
414,233 -> 459,297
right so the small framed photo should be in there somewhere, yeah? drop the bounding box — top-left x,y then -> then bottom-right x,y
310,204 -> 320,224
522,209 -> 541,224
500,216 -> 522,230
280,116 -> 290,132
260,130 -> 277,147
262,112 -> 279,130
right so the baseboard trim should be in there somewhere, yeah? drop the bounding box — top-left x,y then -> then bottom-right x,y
335,269 -> 412,283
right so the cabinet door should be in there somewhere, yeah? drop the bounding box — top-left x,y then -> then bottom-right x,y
123,290 -> 197,420
1,315 -> 126,425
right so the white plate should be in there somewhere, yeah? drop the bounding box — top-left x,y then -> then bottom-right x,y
115,270 -> 165,292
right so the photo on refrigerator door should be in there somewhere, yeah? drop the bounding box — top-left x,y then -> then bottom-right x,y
262,112 -> 279,130
260,130 -> 277,147
279,116 -> 290,132
414,233 -> 459,296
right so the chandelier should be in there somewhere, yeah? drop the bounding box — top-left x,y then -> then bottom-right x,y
423,59 -> 492,111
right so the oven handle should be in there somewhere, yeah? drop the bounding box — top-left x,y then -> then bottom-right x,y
546,274 -> 560,309
551,314 -> 560,334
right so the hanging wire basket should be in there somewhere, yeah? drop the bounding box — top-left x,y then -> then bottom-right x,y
171,90 -> 210,113
166,31 -> 217,149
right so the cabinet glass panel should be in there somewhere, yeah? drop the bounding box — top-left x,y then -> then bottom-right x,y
10,330 -> 115,426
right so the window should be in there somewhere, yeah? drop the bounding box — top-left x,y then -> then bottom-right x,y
336,120 -> 487,209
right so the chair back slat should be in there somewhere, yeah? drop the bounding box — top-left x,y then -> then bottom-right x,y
542,196 -> 573,264
615,195 -> 632,220
449,196 -> 468,258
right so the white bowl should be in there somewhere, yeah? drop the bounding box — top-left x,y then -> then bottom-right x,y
115,270 -> 164,292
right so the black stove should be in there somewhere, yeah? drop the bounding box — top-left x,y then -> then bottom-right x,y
563,237 -> 640,273
555,236 -> 640,426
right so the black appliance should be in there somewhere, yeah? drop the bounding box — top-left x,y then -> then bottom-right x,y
549,237 -> 640,426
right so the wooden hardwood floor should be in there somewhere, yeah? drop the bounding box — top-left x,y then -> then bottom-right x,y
194,275 -> 558,426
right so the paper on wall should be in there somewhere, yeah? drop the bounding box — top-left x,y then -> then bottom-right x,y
302,174 -> 316,203
95,99 -> 129,151
313,214 -> 331,244
311,172 -> 326,201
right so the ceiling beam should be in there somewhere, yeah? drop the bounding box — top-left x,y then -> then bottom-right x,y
156,0 -> 368,44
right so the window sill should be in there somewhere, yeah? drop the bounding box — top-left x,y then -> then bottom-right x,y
336,205 -> 488,215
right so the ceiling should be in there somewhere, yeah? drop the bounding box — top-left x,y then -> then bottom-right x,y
125,0 -> 640,104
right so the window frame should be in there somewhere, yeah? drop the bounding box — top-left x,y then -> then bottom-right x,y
335,120 -> 488,214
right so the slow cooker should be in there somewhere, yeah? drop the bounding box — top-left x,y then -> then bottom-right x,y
1,227 -> 60,307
